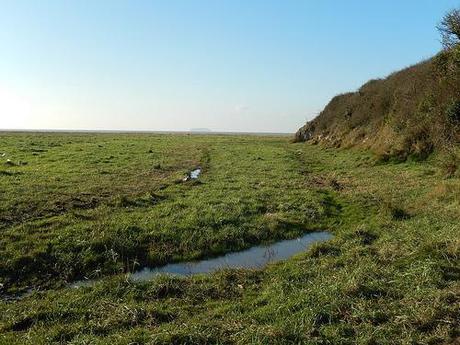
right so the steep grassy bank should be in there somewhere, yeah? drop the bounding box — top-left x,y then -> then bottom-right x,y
295,47 -> 460,161
1,134 -> 458,344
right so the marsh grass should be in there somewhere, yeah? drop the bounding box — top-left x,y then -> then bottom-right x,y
0,133 -> 458,344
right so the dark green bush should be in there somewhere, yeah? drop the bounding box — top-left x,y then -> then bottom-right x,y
446,100 -> 460,125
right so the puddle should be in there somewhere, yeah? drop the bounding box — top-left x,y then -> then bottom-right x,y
71,231 -> 332,288
190,168 -> 201,179
130,231 -> 332,282
183,167 -> 201,181
1,288 -> 35,302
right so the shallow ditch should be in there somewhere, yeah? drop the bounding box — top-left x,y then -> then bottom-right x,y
73,231 -> 332,287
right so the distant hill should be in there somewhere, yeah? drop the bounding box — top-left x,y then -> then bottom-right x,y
190,128 -> 212,133
295,48 -> 460,160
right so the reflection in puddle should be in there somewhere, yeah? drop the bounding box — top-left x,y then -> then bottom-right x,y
183,168 -> 201,181
190,168 -> 201,179
71,232 -> 332,288
130,231 -> 332,282
1,288 -> 34,302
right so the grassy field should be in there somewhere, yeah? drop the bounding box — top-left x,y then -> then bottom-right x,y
0,133 -> 458,344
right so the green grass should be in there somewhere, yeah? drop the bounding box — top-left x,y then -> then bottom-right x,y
0,133 -> 458,344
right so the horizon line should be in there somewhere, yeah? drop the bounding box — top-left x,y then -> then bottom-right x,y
0,128 -> 293,136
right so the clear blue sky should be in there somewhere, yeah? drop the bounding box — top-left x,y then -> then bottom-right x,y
0,0 -> 458,133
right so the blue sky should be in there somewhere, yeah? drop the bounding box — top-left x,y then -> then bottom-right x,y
0,0 -> 458,132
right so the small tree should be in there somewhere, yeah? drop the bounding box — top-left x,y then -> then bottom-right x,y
438,9 -> 460,49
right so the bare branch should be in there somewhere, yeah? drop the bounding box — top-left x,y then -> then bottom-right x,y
437,9 -> 460,49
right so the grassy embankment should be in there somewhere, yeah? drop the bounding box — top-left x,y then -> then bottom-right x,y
295,44 -> 460,162
0,133 -> 458,344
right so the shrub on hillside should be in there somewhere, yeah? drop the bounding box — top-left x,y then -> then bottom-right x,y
446,100 -> 460,125
438,9 -> 460,49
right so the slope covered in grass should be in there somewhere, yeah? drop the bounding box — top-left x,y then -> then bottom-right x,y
295,47 -> 460,161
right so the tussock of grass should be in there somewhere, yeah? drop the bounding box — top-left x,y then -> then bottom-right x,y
440,149 -> 460,178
